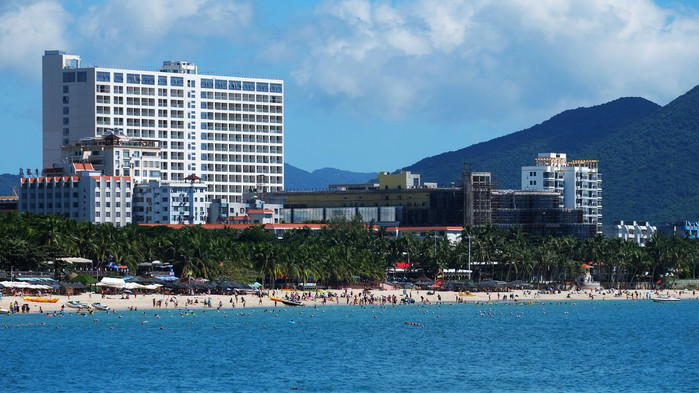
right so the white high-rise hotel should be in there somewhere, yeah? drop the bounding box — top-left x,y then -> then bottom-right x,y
521,153 -> 602,233
43,50 -> 284,207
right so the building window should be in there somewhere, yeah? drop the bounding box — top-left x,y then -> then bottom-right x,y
243,81 -> 255,91
95,201 -> 100,207
63,117 -> 69,125
63,85 -> 69,93
256,82 -> 269,92
171,77 -> 183,87
63,72 -> 76,83
158,76 -> 167,86
63,107 -> 69,115
63,96 -> 69,104
77,71 -> 87,82
127,74 -> 140,84
229,81 -> 241,90
62,128 -> 69,135
215,79 -> 227,89
270,83 -> 282,93
96,71 -> 110,82
142,74 -> 155,85
201,79 -> 213,89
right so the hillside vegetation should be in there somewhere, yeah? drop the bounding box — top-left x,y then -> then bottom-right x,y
404,89 -> 699,223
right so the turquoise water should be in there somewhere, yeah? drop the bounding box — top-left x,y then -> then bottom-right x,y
0,300 -> 697,392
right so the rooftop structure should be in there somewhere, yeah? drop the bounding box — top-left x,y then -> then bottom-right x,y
61,133 -> 161,185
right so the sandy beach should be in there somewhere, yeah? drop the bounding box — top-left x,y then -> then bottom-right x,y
2,287 -> 696,314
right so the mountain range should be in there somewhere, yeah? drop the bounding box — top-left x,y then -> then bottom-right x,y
2,86 -> 698,223
283,86 -> 699,223
403,87 -> 699,223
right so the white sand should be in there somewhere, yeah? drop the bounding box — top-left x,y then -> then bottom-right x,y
2,287 -> 695,314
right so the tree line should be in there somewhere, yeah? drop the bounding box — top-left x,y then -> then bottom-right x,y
0,213 -> 697,287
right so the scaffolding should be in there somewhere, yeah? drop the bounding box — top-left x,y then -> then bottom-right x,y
463,163 -> 494,227
490,190 -> 597,240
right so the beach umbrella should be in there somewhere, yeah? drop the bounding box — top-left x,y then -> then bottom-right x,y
175,282 -> 192,290
250,282 -> 262,288
216,282 -> 233,289
69,274 -> 98,285
60,281 -> 87,289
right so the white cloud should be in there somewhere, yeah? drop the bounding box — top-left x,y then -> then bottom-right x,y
289,0 -> 699,129
75,0 -> 254,60
0,0 -> 72,76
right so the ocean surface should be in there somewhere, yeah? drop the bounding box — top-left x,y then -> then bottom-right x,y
0,300 -> 697,392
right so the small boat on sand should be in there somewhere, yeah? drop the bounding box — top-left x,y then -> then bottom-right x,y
0,309 -> 10,315
281,299 -> 304,307
271,296 -> 304,306
65,301 -> 89,309
652,297 -> 680,303
91,302 -> 111,311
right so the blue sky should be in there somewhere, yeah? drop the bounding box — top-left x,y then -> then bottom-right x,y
1,0 -> 699,175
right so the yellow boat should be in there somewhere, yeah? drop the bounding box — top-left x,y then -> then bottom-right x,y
458,292 -> 476,297
23,296 -> 59,303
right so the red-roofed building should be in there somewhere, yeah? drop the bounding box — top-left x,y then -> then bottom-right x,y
19,165 -> 132,226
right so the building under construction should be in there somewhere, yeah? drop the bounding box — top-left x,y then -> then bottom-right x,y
463,163 -> 494,228
264,166 -> 596,240
491,190 -> 596,239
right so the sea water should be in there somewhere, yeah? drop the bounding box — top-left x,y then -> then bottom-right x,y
0,300 -> 696,392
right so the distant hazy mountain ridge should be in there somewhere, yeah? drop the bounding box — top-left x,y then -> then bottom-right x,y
283,165 -> 377,190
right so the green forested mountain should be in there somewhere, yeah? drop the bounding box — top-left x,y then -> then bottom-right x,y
404,87 -> 699,223
0,173 -> 19,196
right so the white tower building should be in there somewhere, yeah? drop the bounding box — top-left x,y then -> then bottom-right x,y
42,50 -> 284,211
521,153 -> 602,233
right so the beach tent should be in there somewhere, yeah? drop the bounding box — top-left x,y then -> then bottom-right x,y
0,281 -> 54,290
97,277 -> 127,288
58,257 -> 93,264
61,281 -> 86,289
